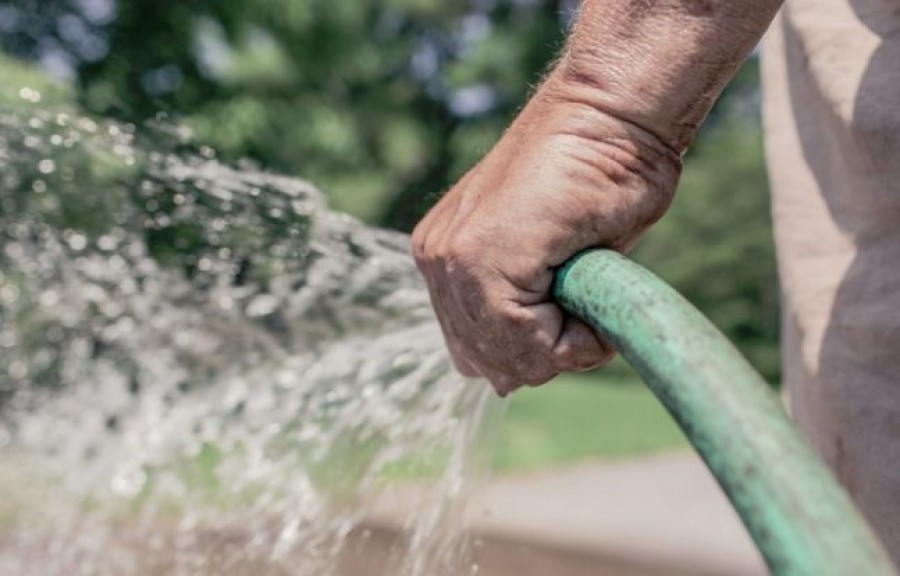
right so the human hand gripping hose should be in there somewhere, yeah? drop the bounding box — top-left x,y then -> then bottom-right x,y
553,250 -> 896,576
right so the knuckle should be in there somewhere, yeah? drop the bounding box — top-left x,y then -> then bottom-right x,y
442,236 -> 478,274
505,312 -> 533,330
410,228 -> 430,267
445,233 -> 475,256
412,232 -> 476,275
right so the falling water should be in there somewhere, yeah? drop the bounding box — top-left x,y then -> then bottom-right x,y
0,90 -> 501,575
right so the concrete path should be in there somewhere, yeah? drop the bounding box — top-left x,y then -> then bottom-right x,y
469,451 -> 766,575
368,450 -> 768,575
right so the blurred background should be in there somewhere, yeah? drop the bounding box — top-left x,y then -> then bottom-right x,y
0,0 -> 777,472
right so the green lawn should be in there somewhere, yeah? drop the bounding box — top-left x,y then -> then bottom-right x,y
494,361 -> 688,471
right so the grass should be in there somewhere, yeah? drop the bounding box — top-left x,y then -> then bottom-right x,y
494,360 -> 688,472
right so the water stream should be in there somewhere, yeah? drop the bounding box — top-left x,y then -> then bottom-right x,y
0,92 -> 500,575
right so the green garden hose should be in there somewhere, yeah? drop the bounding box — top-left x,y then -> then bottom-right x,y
553,249 -> 896,576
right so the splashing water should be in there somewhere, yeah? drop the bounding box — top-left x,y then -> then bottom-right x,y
0,91 -> 501,575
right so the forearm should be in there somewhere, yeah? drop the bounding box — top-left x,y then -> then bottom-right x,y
547,0 -> 783,153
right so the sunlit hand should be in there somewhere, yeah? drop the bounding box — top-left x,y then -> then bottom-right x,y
412,77 -> 682,396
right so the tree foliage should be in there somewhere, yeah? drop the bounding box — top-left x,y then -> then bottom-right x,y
2,0 -> 576,228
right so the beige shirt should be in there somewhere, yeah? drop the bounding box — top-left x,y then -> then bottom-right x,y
763,0 -> 900,562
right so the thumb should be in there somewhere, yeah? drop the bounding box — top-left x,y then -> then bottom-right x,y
552,314 -> 616,372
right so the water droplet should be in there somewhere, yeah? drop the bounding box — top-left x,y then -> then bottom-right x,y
37,159 -> 56,174
66,233 -> 87,251
8,360 -> 28,379
246,295 -> 280,318
78,118 -> 98,133
18,87 -> 42,103
0,284 -> 19,305
0,328 -> 18,347
39,290 -> 60,307
111,466 -> 147,498
97,235 -> 118,251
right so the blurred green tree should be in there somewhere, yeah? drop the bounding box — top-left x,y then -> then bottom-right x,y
2,0 -> 576,227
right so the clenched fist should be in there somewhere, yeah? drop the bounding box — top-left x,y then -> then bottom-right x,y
412,74 -> 682,396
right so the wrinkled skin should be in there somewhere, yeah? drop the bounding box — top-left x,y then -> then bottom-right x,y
412,77 -> 682,395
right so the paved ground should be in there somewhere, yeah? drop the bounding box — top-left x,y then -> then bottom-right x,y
368,451 -> 768,575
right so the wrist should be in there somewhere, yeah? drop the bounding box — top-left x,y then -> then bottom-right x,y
530,74 -> 683,178
545,0 -> 782,153
546,57 -> 704,155
502,80 -> 683,252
